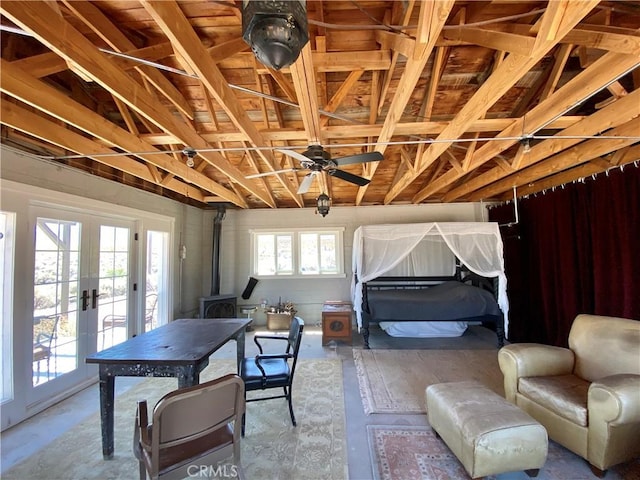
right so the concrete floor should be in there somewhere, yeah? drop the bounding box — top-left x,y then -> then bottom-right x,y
1,322 -> 520,479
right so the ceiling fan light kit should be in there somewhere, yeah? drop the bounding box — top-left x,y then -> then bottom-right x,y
242,0 -> 309,71
260,145 -> 382,196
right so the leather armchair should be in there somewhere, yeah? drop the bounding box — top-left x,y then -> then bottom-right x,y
498,314 -> 640,477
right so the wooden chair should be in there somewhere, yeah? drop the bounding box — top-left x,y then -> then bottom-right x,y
240,316 -> 304,435
133,373 -> 245,480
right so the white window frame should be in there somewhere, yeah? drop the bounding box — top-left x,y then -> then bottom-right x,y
250,227 -> 345,279
1,211 -> 16,404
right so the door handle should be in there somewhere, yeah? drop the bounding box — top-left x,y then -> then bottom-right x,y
92,289 -> 101,309
81,290 -> 89,311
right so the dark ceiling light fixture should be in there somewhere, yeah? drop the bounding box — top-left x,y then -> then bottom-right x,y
242,0 -> 309,71
316,193 -> 331,217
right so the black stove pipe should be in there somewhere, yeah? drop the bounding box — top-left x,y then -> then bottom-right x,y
211,205 -> 226,296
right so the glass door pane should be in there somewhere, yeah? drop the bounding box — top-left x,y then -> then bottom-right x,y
32,218 -> 80,386
145,230 -> 168,332
96,226 -> 130,351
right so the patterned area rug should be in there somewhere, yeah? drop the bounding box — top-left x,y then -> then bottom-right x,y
368,425 -> 640,480
353,349 -> 504,414
3,359 -> 347,480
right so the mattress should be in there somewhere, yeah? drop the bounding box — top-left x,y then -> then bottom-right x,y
366,281 -> 502,321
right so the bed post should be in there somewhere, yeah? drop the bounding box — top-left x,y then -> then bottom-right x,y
361,279 -> 371,349
362,326 -> 370,349
496,315 -> 505,348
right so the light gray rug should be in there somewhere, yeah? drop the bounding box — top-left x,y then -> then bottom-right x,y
3,359 -> 347,480
354,349 -> 504,414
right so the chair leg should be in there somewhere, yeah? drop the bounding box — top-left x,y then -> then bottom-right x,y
525,468 -> 540,477
138,460 -> 147,480
286,387 -> 296,427
241,391 -> 247,436
589,464 -> 607,478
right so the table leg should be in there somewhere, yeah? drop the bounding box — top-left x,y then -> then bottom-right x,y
98,369 -> 115,460
235,328 -> 246,374
177,365 -> 200,389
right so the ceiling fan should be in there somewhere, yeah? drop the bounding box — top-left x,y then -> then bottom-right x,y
247,145 -> 383,194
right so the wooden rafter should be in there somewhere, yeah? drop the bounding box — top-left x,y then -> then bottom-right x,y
141,0 -> 302,207
471,117 -> 640,200
2,0 -> 638,209
0,0 -> 276,207
356,0 -> 455,205
2,101 -> 206,202
289,43 -> 323,145
384,0 -> 601,204
445,86 -> 640,201
62,0 -> 194,120
0,58 -> 246,207
427,51 -> 640,202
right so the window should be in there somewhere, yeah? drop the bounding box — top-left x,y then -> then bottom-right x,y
251,228 -> 344,277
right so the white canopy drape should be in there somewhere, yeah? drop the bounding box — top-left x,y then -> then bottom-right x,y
351,222 -> 509,335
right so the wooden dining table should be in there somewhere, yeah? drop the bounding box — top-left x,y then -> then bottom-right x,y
85,317 -> 252,459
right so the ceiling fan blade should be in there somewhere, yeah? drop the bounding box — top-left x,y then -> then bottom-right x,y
328,168 -> 371,186
297,171 -> 318,194
246,168 -> 296,179
276,148 -> 310,164
336,151 -> 383,166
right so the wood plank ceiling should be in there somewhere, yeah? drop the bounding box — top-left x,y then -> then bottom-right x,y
1,1 -> 639,210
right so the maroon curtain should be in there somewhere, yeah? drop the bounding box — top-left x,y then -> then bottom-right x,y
489,166 -> 639,347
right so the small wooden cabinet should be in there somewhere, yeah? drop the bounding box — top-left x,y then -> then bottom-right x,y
322,301 -> 353,345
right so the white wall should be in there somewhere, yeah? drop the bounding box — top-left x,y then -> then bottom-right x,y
218,202 -> 486,327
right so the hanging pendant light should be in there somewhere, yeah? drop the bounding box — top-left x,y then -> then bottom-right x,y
242,1 -> 309,71
316,193 -> 330,217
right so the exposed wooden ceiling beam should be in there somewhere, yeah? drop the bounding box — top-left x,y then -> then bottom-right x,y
62,0 -> 193,120
139,117 -> 584,145
377,1 -> 415,115
383,0 -> 600,204
356,0 -> 456,205
445,86 -> 640,201
141,0 -> 302,207
443,27 -> 535,55
1,0 -> 276,208
319,70 -> 364,128
1,101 -> 206,202
499,144 -> 640,201
289,43 -> 323,145
0,58 -> 247,207
471,117 -> 640,200
419,50 -> 640,202
254,50 -> 391,74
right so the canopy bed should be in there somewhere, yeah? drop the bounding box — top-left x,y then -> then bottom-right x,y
351,222 -> 509,348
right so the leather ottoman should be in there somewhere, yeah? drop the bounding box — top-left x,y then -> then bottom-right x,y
426,381 -> 548,479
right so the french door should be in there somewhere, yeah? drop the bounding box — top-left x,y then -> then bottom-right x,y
29,207 -> 135,404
